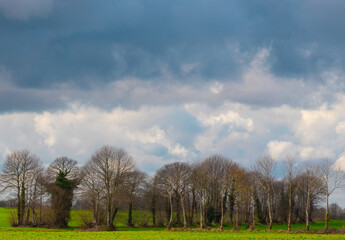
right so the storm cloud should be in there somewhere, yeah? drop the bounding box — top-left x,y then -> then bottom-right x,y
1,0 -> 345,183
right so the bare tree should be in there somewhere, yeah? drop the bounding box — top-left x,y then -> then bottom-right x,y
85,145 -> 135,229
156,162 -> 191,229
191,161 -> 207,229
230,166 -> 251,230
1,149 -> 41,225
25,165 -> 44,225
203,155 -> 230,226
143,175 -> 160,226
81,162 -> 105,225
247,172 -> 257,229
298,161 -> 322,231
318,158 -> 345,230
188,164 -> 199,226
253,155 -> 276,231
176,163 -> 191,229
283,156 -> 300,232
191,155 -> 234,229
124,169 -> 147,227
219,158 -> 236,230
156,164 -> 176,229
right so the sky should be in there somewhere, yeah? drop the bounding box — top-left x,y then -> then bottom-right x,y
1,0 -> 345,193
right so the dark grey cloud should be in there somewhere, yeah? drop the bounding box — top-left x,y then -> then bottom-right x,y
1,0 -> 345,111
0,0 -> 53,20
0,88 -> 67,112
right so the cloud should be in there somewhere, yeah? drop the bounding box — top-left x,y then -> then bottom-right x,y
1,0 -> 345,93
210,82 -> 224,94
336,121 -> 345,135
1,0 -> 345,177
333,155 -> 345,171
2,47 -> 341,114
0,66 -> 12,87
184,103 -> 256,164
1,92 -> 345,172
185,103 -> 253,131
0,104 -> 200,172
126,125 -> 190,158
267,141 -> 296,160
294,100 -> 345,152
183,94 -> 345,165
264,96 -> 345,161
0,0 -> 53,20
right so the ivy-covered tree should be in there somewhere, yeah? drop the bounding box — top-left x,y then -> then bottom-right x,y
46,157 -> 80,228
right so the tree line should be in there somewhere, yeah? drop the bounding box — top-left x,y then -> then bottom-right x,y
1,145 -> 344,231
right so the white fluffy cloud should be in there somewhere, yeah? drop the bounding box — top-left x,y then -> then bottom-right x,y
0,104 -> 194,172
185,93 -> 345,164
267,141 -> 296,160
265,96 -> 345,161
336,121 -> 345,135
184,103 -> 254,159
333,155 -> 345,171
1,92 -> 345,172
185,103 -> 253,131
126,125 -> 190,158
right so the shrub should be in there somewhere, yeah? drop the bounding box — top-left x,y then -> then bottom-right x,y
206,206 -> 215,226
78,211 -> 94,229
8,209 -> 17,227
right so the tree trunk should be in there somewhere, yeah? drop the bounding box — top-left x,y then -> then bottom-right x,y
25,207 -> 30,224
151,194 -> 156,226
267,190 -> 273,231
39,188 -> 43,226
92,199 -> 97,225
20,182 -> 26,225
180,196 -> 188,229
111,207 -> 118,228
244,206 -> 249,224
17,186 -> 21,225
325,193 -> 329,230
309,201 -> 314,223
229,187 -> 235,225
190,190 -> 195,225
107,195 -> 112,227
251,197 -> 256,229
167,195 -> 173,229
31,208 -> 36,225
219,191 -> 224,230
305,190 -> 310,231
165,198 -> 170,226
236,205 -> 239,228
233,204 -> 239,230
31,181 -> 37,225
128,201 -> 133,226
175,194 -> 181,225
199,193 -> 203,229
288,186 -> 292,232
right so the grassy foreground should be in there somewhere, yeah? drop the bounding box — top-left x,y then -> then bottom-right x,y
1,230 -> 345,240
0,208 -> 345,239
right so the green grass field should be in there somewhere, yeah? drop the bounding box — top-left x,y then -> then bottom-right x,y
0,208 -> 344,239
2,231 -> 345,240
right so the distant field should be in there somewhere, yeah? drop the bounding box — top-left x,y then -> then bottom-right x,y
68,208 -> 345,231
0,208 -> 345,239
